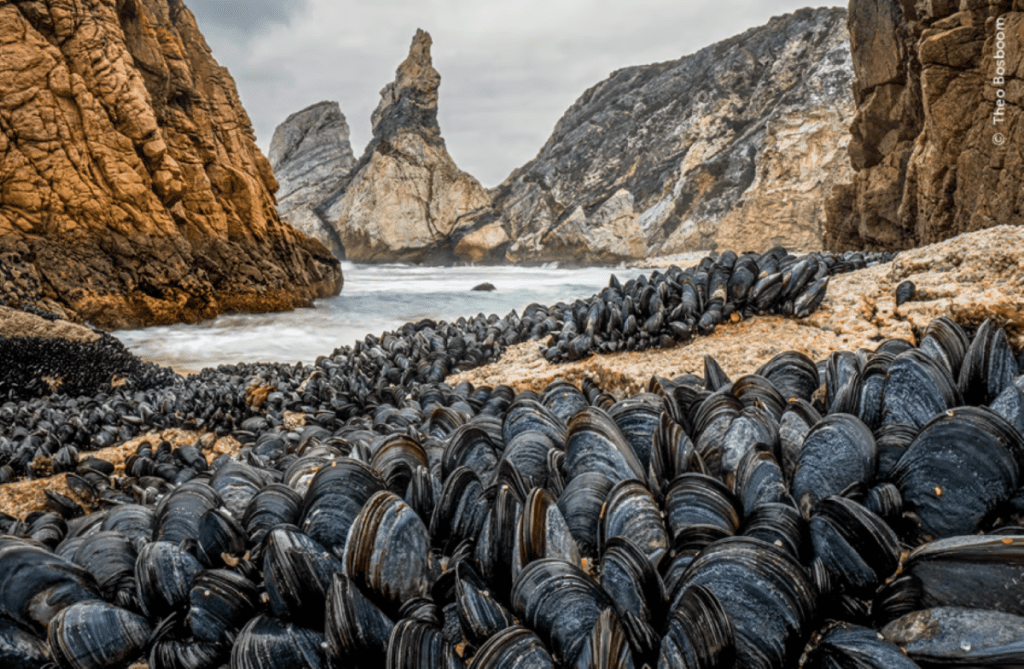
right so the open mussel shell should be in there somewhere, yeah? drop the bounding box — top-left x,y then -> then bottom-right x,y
511,559 -> 613,666
881,349 -> 961,429
671,537 -> 816,669
664,473 -> 741,541
345,490 -> 434,618
386,618 -> 462,669
659,583 -> 735,669
263,527 -> 343,628
882,607 -> 1024,666
891,406 -> 1024,541
299,458 -> 385,557
0,616 -> 50,669
325,573 -> 394,667
803,621 -> 920,669
897,534 -> 1024,616
0,537 -> 99,635
791,413 -> 876,515
515,488 -> 581,576
467,625 -> 555,669
135,541 -> 204,619
188,568 -> 259,643
599,479 -> 669,566
230,614 -> 327,669
809,496 -> 900,596
959,318 -> 1019,406
564,407 -> 645,484
455,562 -> 516,646
48,601 -> 151,669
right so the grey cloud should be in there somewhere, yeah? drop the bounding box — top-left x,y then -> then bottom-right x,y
186,0 -> 309,35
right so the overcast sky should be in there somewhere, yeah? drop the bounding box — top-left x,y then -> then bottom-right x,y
186,0 -> 835,187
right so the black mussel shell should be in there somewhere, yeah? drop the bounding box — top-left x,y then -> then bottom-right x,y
299,458 -> 385,557
230,614 -> 327,669
48,601 -> 151,669
455,562 -> 516,646
890,406 -> 1024,541
386,618 -> 461,669
564,407 -> 645,484
325,573 -> 394,667
0,538 -> 99,635
263,527 -> 343,628
135,540 -> 204,619
791,413 -> 876,515
756,351 -> 820,403
918,316 -> 969,378
881,350 -> 961,430
188,568 -> 259,643
894,280 -> 916,307
882,607 -> 1024,666
516,487 -> 580,576
600,479 -> 669,566
959,318 -> 1018,406
0,617 -> 49,669
467,625 -> 555,669
659,583 -> 735,669
664,473 -> 741,542
803,621 -> 919,669
809,496 -> 900,596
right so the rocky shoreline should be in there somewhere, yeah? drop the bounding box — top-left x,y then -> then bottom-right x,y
0,226 -> 1022,667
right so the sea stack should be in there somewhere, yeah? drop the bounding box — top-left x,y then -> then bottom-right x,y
319,29 -> 495,263
269,102 -> 357,259
825,0 -> 1024,251
0,0 -> 342,328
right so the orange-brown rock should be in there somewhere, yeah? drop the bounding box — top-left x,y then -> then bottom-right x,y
0,0 -> 342,329
825,0 -> 1024,250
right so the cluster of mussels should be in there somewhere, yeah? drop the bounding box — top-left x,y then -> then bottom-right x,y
0,301 -> 1023,667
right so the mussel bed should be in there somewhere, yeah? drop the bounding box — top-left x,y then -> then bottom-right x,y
1,246 -> 1023,668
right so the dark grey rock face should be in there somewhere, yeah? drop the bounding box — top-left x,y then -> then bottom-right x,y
485,6 -> 856,262
269,102 -> 357,258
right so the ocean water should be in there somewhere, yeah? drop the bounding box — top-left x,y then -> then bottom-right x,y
113,262 -> 667,375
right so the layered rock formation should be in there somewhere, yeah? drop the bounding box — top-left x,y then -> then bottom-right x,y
484,6 -> 856,263
826,0 -> 1024,250
278,30 -> 494,264
0,0 -> 343,329
269,101 -> 355,258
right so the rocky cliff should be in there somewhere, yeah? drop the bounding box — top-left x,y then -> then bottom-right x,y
483,6 -> 857,263
0,0 -> 343,329
269,101 -> 355,258
310,29 -> 493,264
825,0 -> 1024,250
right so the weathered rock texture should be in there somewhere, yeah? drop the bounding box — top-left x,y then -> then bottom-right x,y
478,6 -> 856,264
0,0 -> 343,329
313,29 -> 493,263
451,225 -> 1024,396
268,101 -> 355,258
825,0 -> 1024,250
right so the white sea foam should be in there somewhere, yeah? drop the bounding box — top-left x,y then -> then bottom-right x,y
113,263 -> 653,375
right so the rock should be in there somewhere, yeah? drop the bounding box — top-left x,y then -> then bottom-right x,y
0,0 -> 343,329
449,225 -> 1024,397
454,223 -> 510,264
482,7 -> 856,262
269,101 -> 356,258
471,283 -> 496,292
316,29 -> 493,263
825,1 -> 1024,250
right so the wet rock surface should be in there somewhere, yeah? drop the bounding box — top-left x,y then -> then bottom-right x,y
0,0 -> 343,328
826,0 -> 1024,251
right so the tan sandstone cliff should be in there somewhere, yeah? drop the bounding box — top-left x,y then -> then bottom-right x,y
826,0 -> 1024,250
0,0 -> 343,329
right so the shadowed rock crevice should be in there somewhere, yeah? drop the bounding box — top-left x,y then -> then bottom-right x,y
0,0 -> 343,329
826,0 -> 1024,251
